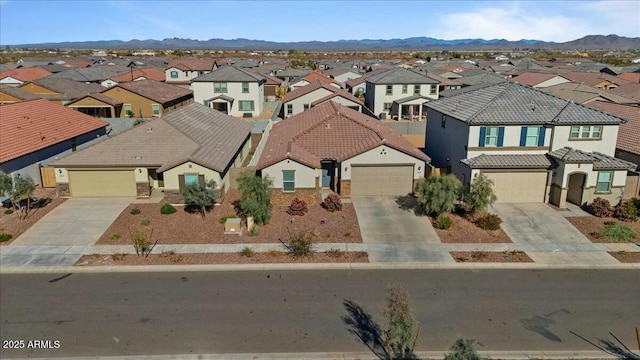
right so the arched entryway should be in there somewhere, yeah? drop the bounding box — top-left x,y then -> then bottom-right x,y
567,172 -> 586,206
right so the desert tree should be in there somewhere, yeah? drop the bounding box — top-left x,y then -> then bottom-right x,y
415,174 -> 462,216
236,171 -> 273,225
463,173 -> 497,215
181,179 -> 219,220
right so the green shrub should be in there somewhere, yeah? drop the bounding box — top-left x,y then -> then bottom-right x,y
415,175 -> 462,216
602,222 -> 636,242
445,337 -> 481,360
140,219 -> 151,226
586,197 -> 613,218
110,233 -> 121,240
435,214 -> 453,230
219,215 -> 238,224
287,197 -> 308,216
240,246 -> 255,257
248,225 -> 260,236
4,209 -> 13,215
614,201 -> 638,222
130,207 -> 141,215
322,193 -> 343,212
475,213 -> 502,230
0,233 -> 13,242
282,228 -> 316,258
160,203 -> 177,215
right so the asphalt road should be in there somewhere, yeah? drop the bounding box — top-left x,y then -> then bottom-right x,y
1,269 -> 638,358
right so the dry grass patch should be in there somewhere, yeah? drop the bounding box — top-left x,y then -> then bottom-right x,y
451,250 -> 533,263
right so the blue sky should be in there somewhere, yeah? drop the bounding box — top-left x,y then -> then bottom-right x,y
1,0 -> 639,45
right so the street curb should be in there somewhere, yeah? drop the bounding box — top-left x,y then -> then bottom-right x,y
2,262 -> 639,274
1,350 -> 626,359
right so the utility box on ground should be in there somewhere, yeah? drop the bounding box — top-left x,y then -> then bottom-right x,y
224,218 -> 242,235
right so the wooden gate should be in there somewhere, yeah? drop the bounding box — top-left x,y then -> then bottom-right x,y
40,167 -> 56,188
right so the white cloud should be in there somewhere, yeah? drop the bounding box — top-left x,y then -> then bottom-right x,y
435,1 -> 639,42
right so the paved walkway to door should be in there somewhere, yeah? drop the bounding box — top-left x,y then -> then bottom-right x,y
352,196 -> 453,263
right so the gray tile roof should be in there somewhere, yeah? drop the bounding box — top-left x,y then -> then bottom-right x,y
192,66 -> 265,83
393,94 -> 432,104
45,67 -> 120,82
366,67 -> 440,85
53,103 -> 252,174
461,154 -> 556,169
426,82 -> 625,125
159,102 -> 253,173
548,147 -> 637,170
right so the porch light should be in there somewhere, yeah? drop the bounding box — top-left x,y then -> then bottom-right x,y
58,169 -> 62,174
139,169 -> 142,173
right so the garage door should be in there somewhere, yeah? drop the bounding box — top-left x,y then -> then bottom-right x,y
351,165 -> 413,196
484,172 -> 548,203
69,170 -> 136,197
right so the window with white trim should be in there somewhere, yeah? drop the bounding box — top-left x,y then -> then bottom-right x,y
484,126 -> 499,147
214,82 -> 227,93
596,171 -> 612,192
385,85 -> 393,95
430,85 -> 437,95
151,104 -> 160,116
242,82 -> 249,93
402,85 -> 408,94
570,125 -> 603,139
282,171 -> 295,192
413,84 -> 420,95
303,104 -> 310,111
170,71 -> 178,79
383,102 -> 393,111
525,126 -> 540,146
239,100 -> 254,111
286,104 -> 293,115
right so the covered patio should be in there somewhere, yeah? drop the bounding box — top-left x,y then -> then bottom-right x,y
391,95 -> 430,121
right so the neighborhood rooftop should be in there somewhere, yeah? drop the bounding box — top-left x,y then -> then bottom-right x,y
107,79 -> 193,104
366,67 -> 440,84
426,81 -> 626,125
191,65 -> 265,83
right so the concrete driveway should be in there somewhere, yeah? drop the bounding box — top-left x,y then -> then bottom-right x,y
352,196 -> 452,263
1,197 -> 133,266
491,203 -> 618,264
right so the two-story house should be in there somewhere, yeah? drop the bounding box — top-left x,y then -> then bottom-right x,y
165,59 -> 217,88
425,82 -> 636,208
365,68 -> 440,120
191,66 -> 265,118
279,81 -> 364,118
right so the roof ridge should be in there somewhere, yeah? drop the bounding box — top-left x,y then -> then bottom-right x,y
468,82 -> 512,124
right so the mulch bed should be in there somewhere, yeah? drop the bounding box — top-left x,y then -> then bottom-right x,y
450,251 -> 533,263
97,189 -> 362,245
566,216 -> 640,243
75,251 -> 369,266
433,212 -> 512,243
0,188 -> 67,246
608,251 -> 640,263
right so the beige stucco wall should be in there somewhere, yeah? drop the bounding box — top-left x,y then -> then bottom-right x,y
318,96 -> 361,110
283,88 -> 333,118
192,81 -> 264,117
368,83 -> 438,117
342,145 -> 425,180
551,125 -> 618,155
262,159 -> 318,189
467,125 -> 550,157
162,162 -> 222,190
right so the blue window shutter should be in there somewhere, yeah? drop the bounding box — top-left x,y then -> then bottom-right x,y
479,127 -> 486,147
538,126 -> 546,146
519,126 -> 527,146
497,127 -> 505,147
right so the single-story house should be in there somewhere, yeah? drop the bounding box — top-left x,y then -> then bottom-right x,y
51,102 -> 252,199
0,99 -> 108,189
257,101 -> 431,203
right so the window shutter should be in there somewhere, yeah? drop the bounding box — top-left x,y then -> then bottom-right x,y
497,127 -> 505,147
198,174 -> 205,186
538,126 -> 546,147
178,175 -> 185,192
519,126 -> 527,146
478,127 -> 486,147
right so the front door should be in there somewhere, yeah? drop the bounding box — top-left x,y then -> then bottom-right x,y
321,162 -> 333,189
213,102 -> 228,114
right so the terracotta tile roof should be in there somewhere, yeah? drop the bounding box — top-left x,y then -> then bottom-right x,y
511,72 -> 566,87
0,99 -> 108,163
166,59 -> 216,71
586,101 -> 640,156
609,83 -> 640,101
563,71 -> 632,87
107,68 -> 166,83
255,72 -> 282,86
257,102 -> 429,170
110,80 -> 192,104
618,73 -> 640,84
291,71 -> 340,86
310,91 -> 364,107
281,81 -> 333,103
542,82 -> 639,104
0,67 -> 52,82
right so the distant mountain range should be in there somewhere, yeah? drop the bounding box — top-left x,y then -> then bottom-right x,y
7,34 -> 640,51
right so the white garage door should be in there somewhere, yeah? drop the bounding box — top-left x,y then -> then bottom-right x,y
351,165 -> 413,196
484,171 -> 548,203
69,170 -> 137,197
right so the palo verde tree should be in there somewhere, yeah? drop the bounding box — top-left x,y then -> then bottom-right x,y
1,173 -> 36,220
181,179 -> 219,220
382,284 -> 421,359
415,174 -> 462,216
236,171 -> 273,225
0,171 -> 12,198
444,338 -> 482,360
463,173 -> 497,215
